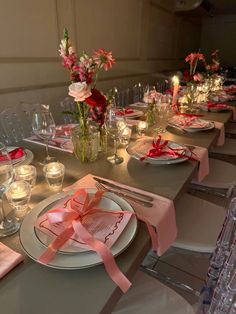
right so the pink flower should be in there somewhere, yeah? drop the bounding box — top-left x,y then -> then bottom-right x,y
143,89 -> 162,103
93,48 -> 115,71
68,82 -> 92,102
185,52 -> 205,64
193,73 -> 203,82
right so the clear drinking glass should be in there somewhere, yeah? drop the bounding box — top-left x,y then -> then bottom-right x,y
0,143 -> 20,237
32,110 -> 56,165
105,108 -> 124,164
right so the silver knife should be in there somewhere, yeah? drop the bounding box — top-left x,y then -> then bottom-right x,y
93,177 -> 154,202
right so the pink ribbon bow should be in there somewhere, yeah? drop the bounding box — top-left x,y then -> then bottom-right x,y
116,108 -> 134,116
0,147 -> 24,161
38,189 -> 132,292
37,189 -> 158,293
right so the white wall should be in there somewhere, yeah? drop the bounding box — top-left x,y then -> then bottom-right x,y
201,14 -> 236,66
0,0 -> 201,117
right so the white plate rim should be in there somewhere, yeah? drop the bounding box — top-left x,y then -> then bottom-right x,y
20,189 -> 138,270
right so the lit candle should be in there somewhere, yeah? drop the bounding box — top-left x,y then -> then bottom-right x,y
15,165 -> 37,187
137,121 -> 148,135
119,127 -> 132,145
10,183 -> 28,201
172,76 -> 179,110
43,162 -> 65,190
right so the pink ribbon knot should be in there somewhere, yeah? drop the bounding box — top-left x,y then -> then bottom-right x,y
140,136 -> 197,162
38,189 -> 132,293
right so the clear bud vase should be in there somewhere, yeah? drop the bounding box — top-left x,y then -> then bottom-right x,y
98,124 -> 107,153
71,123 -> 99,163
145,102 -> 156,127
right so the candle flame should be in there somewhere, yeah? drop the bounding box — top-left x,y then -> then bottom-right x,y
172,76 -> 179,86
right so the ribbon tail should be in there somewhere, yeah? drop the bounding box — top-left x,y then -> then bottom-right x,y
72,221 -> 131,293
38,225 -> 74,264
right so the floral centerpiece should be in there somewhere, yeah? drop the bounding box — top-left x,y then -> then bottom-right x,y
204,49 -> 222,91
143,89 -> 162,127
182,52 -> 205,109
59,28 -> 115,162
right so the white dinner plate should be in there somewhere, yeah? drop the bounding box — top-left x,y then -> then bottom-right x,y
168,120 -> 215,133
116,109 -> 143,120
20,189 -> 137,270
3,146 -> 34,166
126,137 -> 192,165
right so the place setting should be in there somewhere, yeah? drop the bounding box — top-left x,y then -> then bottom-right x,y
167,115 -> 215,133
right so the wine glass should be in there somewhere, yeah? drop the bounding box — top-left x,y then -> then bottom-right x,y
32,110 -> 56,165
0,143 -> 20,237
105,108 -> 124,164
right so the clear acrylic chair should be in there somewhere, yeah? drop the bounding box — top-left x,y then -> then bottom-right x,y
196,197 -> 236,313
225,122 -> 236,138
189,158 -> 236,199
208,241 -> 236,313
132,83 -> 144,103
59,97 -> 77,123
141,192 -> 236,299
113,270 -> 194,314
210,138 -> 236,161
0,107 -> 29,145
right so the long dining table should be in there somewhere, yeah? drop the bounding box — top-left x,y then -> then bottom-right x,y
0,109 -> 233,314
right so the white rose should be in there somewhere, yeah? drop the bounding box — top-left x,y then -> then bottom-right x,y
68,82 -> 92,102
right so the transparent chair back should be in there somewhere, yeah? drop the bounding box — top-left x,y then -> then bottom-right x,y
197,196 -> 236,313
132,83 -> 144,103
0,107 -> 29,145
60,97 -> 77,123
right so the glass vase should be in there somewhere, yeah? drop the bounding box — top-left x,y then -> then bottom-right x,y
71,124 -> 99,163
145,102 -> 156,127
98,124 -> 107,153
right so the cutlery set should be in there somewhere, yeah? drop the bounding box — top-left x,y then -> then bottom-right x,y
94,177 -> 153,207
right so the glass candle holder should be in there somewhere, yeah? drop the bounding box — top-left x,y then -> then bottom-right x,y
119,126 -> 132,146
137,121 -> 148,136
7,180 -> 31,222
43,162 -> 65,190
14,165 -> 37,188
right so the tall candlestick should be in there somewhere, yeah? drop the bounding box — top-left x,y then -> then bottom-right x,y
172,76 -> 179,111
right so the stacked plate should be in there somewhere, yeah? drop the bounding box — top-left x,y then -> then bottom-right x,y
5,146 -> 34,166
168,116 -> 214,133
127,137 -> 192,165
20,189 -> 137,269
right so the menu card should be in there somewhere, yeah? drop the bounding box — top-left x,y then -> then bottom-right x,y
35,194 -> 132,252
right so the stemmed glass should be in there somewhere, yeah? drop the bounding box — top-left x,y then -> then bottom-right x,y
0,143 -> 20,237
32,110 -> 56,165
105,108 -> 124,164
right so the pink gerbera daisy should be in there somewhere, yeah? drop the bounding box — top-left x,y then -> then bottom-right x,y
93,48 -> 115,71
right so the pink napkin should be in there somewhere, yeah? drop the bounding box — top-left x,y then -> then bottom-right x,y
192,146 -> 209,182
0,242 -> 24,279
63,174 -> 177,256
213,121 -> 225,146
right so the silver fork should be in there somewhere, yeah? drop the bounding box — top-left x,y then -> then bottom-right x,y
95,182 -> 153,207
